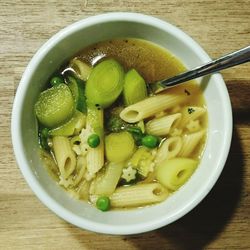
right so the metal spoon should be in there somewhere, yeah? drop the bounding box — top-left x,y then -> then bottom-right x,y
151,45 -> 250,93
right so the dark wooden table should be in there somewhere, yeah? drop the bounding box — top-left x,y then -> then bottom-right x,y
0,1 -> 249,249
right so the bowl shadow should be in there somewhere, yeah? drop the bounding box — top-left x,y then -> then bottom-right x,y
125,126 -> 244,250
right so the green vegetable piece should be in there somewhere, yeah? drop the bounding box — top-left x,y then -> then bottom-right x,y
38,128 -> 50,151
106,107 -> 131,132
87,134 -> 100,148
105,131 -> 135,163
156,158 -> 198,191
107,115 -> 126,132
127,126 -> 142,135
129,147 -> 154,178
87,104 -> 104,137
70,58 -> 92,81
96,196 -> 111,211
127,126 -> 144,146
123,69 -> 147,106
49,110 -> 86,136
142,135 -> 159,148
50,76 -> 64,87
67,75 -> 87,113
86,59 -> 125,108
35,84 -> 74,128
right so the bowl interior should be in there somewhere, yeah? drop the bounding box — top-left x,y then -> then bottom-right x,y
13,13 -> 232,235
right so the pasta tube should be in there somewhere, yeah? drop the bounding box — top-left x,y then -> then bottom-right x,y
77,180 -> 91,200
86,106 -> 104,179
155,136 -> 182,164
90,162 -> 124,196
71,156 -> 87,187
52,136 -> 76,179
186,120 -> 201,133
156,158 -> 198,191
110,183 -> 169,207
146,113 -> 182,136
178,130 -> 205,157
180,106 -> 206,127
120,93 -> 187,123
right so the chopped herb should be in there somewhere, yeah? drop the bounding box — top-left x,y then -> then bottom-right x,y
188,107 -> 195,114
184,89 -> 191,95
38,127 -> 50,151
127,127 -> 144,146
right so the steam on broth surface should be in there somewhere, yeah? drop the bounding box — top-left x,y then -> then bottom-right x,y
36,38 -> 207,211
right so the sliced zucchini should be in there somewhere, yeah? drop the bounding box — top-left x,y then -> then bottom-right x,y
123,69 -> 147,106
85,59 -> 125,108
35,84 -> 74,128
67,75 -> 87,114
70,58 -> 92,81
105,131 -> 135,163
49,110 -> 86,136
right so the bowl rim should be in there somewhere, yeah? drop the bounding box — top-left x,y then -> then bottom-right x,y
11,12 -> 233,235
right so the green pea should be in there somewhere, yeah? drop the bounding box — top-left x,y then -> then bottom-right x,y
87,134 -> 100,148
96,196 -> 110,211
50,76 -> 64,86
141,135 -> 159,148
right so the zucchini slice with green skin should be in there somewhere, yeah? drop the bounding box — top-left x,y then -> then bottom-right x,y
35,84 -> 74,128
85,59 -> 125,108
49,110 -> 86,136
67,76 -> 87,114
70,58 -> 92,81
123,69 -> 147,106
105,131 -> 135,162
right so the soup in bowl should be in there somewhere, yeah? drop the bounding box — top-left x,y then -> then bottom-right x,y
11,12 -> 232,235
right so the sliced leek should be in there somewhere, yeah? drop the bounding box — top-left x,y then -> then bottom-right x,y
123,69 -> 147,106
85,59 -> 124,108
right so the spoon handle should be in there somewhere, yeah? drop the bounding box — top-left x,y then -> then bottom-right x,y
154,45 -> 250,92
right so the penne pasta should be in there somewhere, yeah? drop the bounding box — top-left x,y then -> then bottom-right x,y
156,158 -> 198,191
110,183 -> 169,207
72,155 -> 87,187
86,107 -> 104,179
86,140 -> 104,180
120,93 -> 188,123
180,106 -> 206,127
52,136 -> 76,179
178,130 -> 205,157
155,136 -> 182,164
146,113 -> 182,136
186,120 -> 201,133
90,162 -> 124,196
77,180 -> 91,200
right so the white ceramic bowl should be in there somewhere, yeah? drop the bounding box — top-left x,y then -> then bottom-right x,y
11,12 -> 232,235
